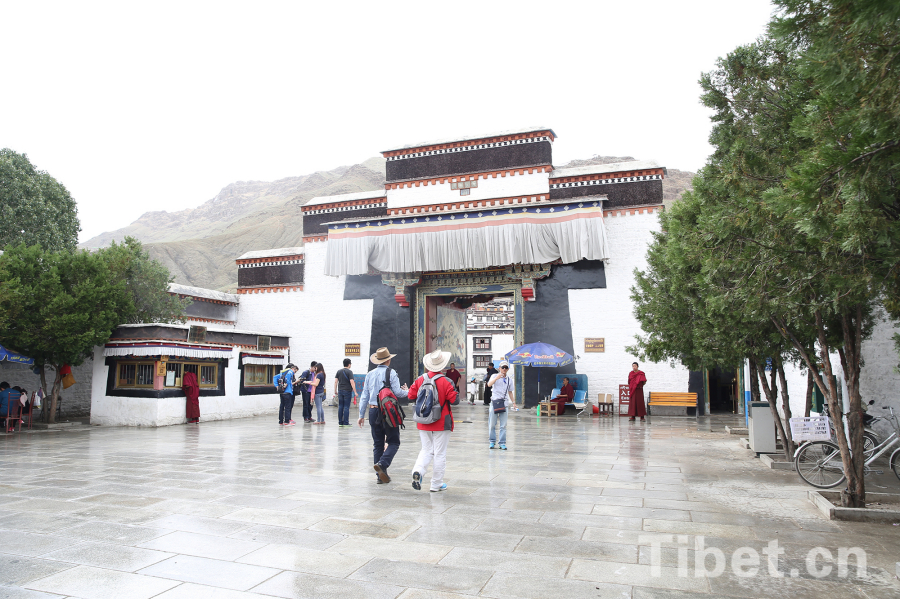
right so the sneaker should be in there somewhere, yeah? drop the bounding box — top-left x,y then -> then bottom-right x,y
489,442 -> 495,449
430,483 -> 447,493
374,464 -> 391,484
376,477 -> 384,484
286,421 -> 296,426
499,444 -> 507,450
412,471 -> 421,491
279,422 -> 284,425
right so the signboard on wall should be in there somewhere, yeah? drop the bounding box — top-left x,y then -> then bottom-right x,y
585,338 -> 605,352
619,384 -> 631,417
345,344 -> 361,356
156,360 -> 167,377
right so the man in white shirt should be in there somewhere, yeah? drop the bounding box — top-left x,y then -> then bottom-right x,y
486,360 -> 516,450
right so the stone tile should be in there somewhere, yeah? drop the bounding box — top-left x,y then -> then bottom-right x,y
152,583 -> 276,599
440,546 -> 571,577
405,526 -> 522,551
239,543 -> 369,577
0,531 -> 80,557
221,507 -> 327,529
396,589 -> 480,599
537,511 -> 644,531
591,505 -> 691,521
142,514 -> 249,536
642,519 -> 757,540
567,559 -> 710,593
138,531 -> 264,561
349,558 -> 492,595
137,555 -> 280,591
57,521 -> 171,545
214,494 -> 307,512
79,493 -> 167,509
42,540 -> 174,571
1,499 -> 87,514
326,536 -> 452,563
0,511 -> 88,533
480,571 -> 632,599
251,570 -> 403,599
497,499 -> 594,514
0,585 -> 66,599
515,535 -> 638,563
309,517 -> 418,539
149,499 -> 241,518
476,517 -> 584,539
228,524 -> 345,549
0,553 -> 76,586
26,564 -> 180,599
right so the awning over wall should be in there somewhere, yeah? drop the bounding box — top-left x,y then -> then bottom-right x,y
241,353 -> 288,366
103,342 -> 234,359
325,200 -> 610,276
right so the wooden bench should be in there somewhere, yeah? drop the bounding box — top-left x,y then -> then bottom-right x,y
648,392 -> 697,416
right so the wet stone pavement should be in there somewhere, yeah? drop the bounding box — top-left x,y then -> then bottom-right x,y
1,404 -> 898,599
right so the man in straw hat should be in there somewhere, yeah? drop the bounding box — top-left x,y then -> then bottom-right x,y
357,347 -> 409,484
407,349 -> 459,492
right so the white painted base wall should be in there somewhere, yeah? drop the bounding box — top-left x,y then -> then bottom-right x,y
89,346 -> 280,427
571,210 -> 692,404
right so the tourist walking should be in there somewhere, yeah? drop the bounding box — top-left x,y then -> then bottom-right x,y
628,362 -> 647,421
334,359 -> 357,427
299,361 -> 316,422
278,364 -> 299,426
483,363 -> 498,406
486,360 -> 516,449
357,346 -> 408,484
409,349 -> 458,492
309,363 -> 327,424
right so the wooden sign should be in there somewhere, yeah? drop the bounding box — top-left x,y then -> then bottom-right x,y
345,343 -> 361,356
156,360 -> 167,377
585,338 -> 605,352
619,384 -> 631,417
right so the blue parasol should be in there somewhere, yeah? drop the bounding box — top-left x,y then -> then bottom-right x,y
504,342 -> 575,401
0,344 -> 34,366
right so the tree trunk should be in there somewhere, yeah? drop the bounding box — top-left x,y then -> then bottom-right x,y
805,368 -> 814,418
772,311 -> 864,508
748,357 -> 761,403
47,365 -> 62,425
754,360 -> 792,462
839,305 -> 866,508
775,358 -> 795,456
38,365 -> 48,423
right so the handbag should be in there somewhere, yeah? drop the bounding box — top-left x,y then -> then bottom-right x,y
492,397 -> 506,413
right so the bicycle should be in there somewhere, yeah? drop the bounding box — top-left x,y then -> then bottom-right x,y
822,401 -> 880,457
794,405 -> 900,488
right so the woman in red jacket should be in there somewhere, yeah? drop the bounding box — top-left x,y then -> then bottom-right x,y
408,349 -> 459,492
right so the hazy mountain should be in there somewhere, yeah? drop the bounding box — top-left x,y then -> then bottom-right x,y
81,154 -> 693,292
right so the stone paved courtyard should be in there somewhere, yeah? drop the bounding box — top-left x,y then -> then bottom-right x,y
1,404 -> 899,599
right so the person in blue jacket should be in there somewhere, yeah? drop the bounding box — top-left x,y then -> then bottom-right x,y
278,365 -> 299,426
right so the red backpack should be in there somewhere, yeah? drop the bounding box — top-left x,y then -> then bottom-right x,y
377,367 -> 406,430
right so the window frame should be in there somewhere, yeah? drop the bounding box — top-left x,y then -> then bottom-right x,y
116,359 -> 220,390
244,364 -> 275,387
474,354 -> 494,368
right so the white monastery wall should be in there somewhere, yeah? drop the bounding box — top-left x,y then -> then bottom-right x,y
236,242 -> 375,383
466,332 -> 515,380
859,312 -> 900,439
386,171 -> 550,209
89,346 -> 280,427
571,209 -> 691,403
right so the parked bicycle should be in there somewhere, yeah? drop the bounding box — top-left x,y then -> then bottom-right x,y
794,405 -> 900,488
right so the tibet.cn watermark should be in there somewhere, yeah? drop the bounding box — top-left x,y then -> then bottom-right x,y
639,535 -> 867,579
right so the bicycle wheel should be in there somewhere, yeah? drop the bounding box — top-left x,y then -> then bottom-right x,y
863,432 -> 878,458
795,440 -> 846,488
890,449 -> 900,481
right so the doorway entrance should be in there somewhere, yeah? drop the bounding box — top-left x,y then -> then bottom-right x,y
414,268 -> 524,403
706,367 -> 739,413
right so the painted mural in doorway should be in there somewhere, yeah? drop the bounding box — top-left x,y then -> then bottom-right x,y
436,305 -> 466,369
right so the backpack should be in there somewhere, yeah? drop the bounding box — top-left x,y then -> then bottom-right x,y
413,373 -> 445,425
275,371 -> 290,393
376,367 -> 406,430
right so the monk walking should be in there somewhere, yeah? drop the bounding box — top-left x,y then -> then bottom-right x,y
183,371 -> 200,424
627,362 -> 646,422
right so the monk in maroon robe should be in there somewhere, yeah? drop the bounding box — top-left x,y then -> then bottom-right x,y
627,362 -> 647,421
554,377 -> 575,415
183,371 -> 200,423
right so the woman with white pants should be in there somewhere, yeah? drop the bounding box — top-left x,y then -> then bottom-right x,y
408,349 -> 459,492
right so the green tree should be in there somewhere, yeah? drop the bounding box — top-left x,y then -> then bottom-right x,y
100,237 -> 191,324
0,149 -> 80,252
0,243 -> 187,422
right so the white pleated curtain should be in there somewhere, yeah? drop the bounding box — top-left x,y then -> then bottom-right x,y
325,206 -> 610,276
103,345 -> 233,359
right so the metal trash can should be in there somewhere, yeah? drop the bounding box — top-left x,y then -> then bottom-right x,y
748,401 -> 776,454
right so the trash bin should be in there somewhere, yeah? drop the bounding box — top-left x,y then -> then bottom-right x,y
748,401 -> 776,454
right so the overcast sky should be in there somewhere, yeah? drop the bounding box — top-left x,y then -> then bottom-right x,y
1,1 -> 775,243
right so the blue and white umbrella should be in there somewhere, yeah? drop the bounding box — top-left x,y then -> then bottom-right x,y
0,344 -> 34,366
